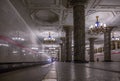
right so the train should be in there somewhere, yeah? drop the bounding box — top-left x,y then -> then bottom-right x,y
0,35 -> 52,73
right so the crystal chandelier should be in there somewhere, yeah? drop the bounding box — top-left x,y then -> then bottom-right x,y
88,16 -> 108,34
12,37 -> 24,41
43,32 -> 56,44
12,32 -> 25,41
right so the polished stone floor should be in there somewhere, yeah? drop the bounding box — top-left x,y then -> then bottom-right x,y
56,62 -> 120,81
42,62 -> 57,81
0,62 -> 120,81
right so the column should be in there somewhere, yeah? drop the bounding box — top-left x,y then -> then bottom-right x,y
104,28 -> 113,62
89,38 -> 96,62
64,26 -> 72,62
57,50 -> 60,61
58,47 -> 61,62
115,41 -> 118,50
60,37 -> 66,62
71,0 -> 88,63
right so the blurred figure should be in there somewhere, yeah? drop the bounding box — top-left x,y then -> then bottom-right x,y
96,58 -> 99,62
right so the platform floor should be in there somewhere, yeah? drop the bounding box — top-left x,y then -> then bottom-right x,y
56,62 -> 120,81
0,62 -> 120,81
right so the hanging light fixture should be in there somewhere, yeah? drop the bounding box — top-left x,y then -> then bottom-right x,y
88,16 -> 110,34
111,32 -> 120,41
43,32 -> 56,44
12,32 -> 25,41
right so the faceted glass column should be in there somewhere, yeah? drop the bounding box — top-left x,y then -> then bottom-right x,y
71,0 -> 88,63
104,28 -> 113,62
64,27 -> 72,62
89,38 -> 96,62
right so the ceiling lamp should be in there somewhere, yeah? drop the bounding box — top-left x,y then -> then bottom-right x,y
12,32 -> 25,41
111,32 -> 120,41
31,47 -> 39,50
43,32 -> 56,44
88,16 -> 108,34
12,37 -> 24,41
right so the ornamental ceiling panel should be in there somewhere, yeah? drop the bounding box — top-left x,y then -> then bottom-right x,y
31,10 -> 59,25
24,0 -> 56,7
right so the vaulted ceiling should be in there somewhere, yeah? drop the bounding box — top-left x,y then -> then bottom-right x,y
1,0 -> 120,49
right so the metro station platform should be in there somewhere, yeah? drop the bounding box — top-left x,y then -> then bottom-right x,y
0,62 -> 120,81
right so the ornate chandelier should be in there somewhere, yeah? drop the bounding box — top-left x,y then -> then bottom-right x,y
88,16 -> 110,34
12,32 -> 25,41
43,32 -> 56,44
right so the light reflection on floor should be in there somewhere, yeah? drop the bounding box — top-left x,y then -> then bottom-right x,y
42,62 -> 57,81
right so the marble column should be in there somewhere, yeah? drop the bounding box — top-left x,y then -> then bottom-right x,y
104,28 -> 113,62
71,0 -> 88,63
60,37 -> 66,62
89,38 -> 96,62
115,41 -> 118,50
64,26 -> 72,62
58,47 -> 61,62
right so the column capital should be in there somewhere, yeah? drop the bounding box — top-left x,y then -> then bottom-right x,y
60,37 -> 66,41
63,25 -> 73,31
88,37 -> 97,42
70,0 -> 88,6
104,26 -> 114,33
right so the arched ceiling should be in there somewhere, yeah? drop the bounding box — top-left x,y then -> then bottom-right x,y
2,0 -> 120,48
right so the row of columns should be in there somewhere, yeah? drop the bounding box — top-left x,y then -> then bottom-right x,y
64,27 -> 72,62
89,28 -> 113,62
60,30 -> 113,62
60,0 -> 87,62
111,41 -> 120,50
60,0 -> 112,62
60,27 -> 72,62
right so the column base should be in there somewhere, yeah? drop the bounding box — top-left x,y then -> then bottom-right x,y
90,60 -> 94,62
66,60 -> 72,62
74,60 -> 89,63
104,60 -> 113,62
61,60 -> 65,62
